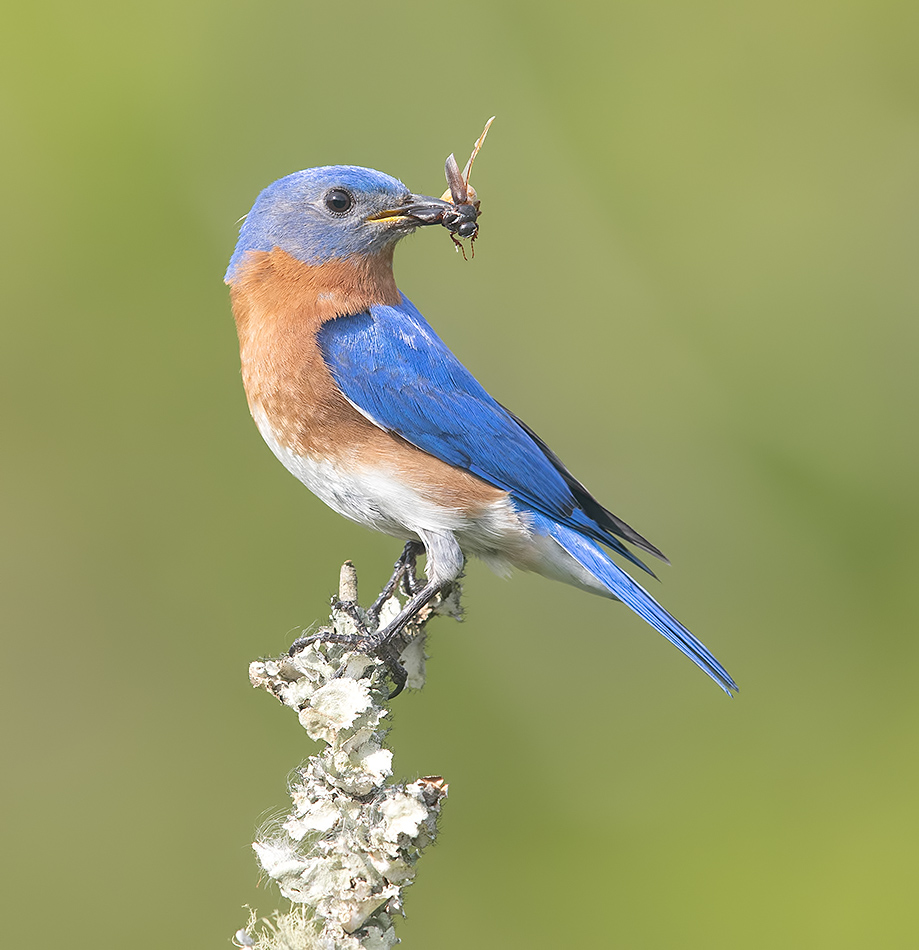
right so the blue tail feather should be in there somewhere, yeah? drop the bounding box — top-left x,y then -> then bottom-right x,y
543,518 -> 737,695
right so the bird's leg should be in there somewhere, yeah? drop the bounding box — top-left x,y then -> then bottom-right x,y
326,540 -> 419,632
356,579 -> 450,697
399,543 -> 426,597
374,579 -> 443,648
371,578 -> 446,697
366,540 -> 424,624
358,550 -> 445,697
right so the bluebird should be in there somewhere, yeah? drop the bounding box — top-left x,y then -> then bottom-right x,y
226,164 -> 736,696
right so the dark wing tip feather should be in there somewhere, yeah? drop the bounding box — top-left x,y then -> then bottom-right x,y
501,404 -> 669,564
593,505 -> 670,564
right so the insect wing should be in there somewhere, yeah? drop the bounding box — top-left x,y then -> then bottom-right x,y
460,115 -> 495,189
444,153 -> 468,205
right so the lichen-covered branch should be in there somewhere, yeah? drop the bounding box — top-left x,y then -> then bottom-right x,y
235,561 -> 460,950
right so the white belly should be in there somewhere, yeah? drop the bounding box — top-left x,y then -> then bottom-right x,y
253,408 -> 613,596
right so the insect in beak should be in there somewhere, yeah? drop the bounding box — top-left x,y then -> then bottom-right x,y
438,116 -> 494,259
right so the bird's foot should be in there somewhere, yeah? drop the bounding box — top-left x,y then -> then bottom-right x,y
291,579 -> 420,698
287,546 -> 443,699
288,622 -> 410,698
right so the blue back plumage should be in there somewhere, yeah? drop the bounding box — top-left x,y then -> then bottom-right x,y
318,296 -> 654,574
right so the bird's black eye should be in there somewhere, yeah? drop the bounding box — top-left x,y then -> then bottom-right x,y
324,189 -> 354,215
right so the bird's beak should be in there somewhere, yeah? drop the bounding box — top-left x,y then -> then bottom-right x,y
366,194 -> 455,228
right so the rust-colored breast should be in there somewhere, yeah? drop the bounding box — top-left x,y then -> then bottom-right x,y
230,247 -> 399,457
229,248 -> 506,512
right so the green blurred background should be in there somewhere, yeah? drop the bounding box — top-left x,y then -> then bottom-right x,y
3,0 -> 918,946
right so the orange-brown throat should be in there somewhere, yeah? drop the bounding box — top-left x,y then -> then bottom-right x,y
229,246 -> 398,456
229,246 -> 400,330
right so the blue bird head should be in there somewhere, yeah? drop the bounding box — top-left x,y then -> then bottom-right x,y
226,165 -> 455,281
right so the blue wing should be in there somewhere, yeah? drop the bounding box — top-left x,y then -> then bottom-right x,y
317,295 -> 660,573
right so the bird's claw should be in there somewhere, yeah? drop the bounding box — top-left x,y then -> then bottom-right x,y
288,541 -> 438,699
289,594 -> 411,697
